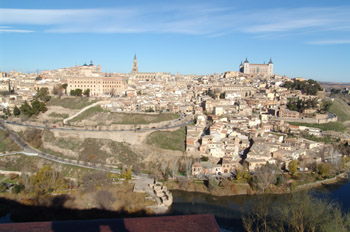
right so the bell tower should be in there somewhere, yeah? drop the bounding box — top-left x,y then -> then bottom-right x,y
131,54 -> 138,73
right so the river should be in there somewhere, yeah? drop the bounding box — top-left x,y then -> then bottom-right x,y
167,178 -> 350,232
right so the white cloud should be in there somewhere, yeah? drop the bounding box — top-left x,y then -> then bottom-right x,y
0,29 -> 33,33
308,40 -> 350,45
0,5 -> 349,39
0,25 -> 33,33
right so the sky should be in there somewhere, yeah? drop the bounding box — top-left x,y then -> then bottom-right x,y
0,0 -> 350,82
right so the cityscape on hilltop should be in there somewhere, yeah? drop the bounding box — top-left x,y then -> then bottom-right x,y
1,1 -> 350,231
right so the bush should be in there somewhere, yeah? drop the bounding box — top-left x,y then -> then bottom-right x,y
12,183 -> 25,194
208,177 -> 219,191
95,190 -> 116,210
8,173 -> 19,180
318,163 -> 333,178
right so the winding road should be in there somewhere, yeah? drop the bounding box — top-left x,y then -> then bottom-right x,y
0,120 -> 124,175
0,114 -> 192,177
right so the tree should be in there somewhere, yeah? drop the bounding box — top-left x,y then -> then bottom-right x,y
320,100 -> 332,113
83,89 -> 90,97
95,190 -> 116,210
20,101 -> 33,116
52,84 -> 64,98
120,168 -> 132,180
242,195 -> 273,232
208,176 -> 219,191
75,89 -> 82,96
242,192 -> 350,232
34,87 -> 51,102
288,160 -> 298,177
169,158 -> 179,178
31,100 -> 41,115
3,107 -> 11,117
12,183 -> 25,194
13,105 -> 20,116
183,157 -> 192,177
254,165 -> 275,192
28,165 -> 66,195
219,92 -> 226,99
70,89 -> 82,96
62,83 -> 68,95
318,163 -> 332,177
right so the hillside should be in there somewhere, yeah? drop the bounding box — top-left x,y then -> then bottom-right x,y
329,98 -> 350,122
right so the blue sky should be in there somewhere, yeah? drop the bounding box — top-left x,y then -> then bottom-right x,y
1,0 -> 350,82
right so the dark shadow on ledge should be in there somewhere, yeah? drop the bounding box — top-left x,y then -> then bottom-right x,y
0,196 -> 148,232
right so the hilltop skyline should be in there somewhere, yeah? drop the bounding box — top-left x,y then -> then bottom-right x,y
1,0 -> 350,82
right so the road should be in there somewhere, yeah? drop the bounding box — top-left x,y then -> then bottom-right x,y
2,115 -> 192,133
0,120 -> 125,175
0,114 -> 192,178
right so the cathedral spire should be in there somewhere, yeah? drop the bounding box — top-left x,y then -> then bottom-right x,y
131,54 -> 138,73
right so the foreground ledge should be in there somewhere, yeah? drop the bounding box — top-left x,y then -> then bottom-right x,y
0,214 -> 220,232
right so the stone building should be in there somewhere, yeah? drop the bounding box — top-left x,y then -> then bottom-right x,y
239,58 -> 273,76
129,54 -> 170,82
67,76 -> 126,97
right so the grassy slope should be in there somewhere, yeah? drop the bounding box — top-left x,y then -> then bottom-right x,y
111,112 -> 179,125
48,97 -> 97,110
329,98 -> 350,122
42,131 -> 139,165
0,154 -> 90,177
70,106 -> 104,122
145,127 -> 186,151
0,130 -> 21,152
70,106 -> 179,125
288,121 -> 346,132
48,112 -> 69,119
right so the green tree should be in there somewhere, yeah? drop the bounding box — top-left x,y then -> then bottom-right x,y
34,87 -> 51,102
29,165 -> 66,195
62,83 -> 68,95
208,176 -> 219,191
120,168 -> 132,180
12,183 -> 25,194
321,100 -> 332,113
20,101 -> 33,116
39,101 -> 47,112
318,163 -> 332,178
83,89 -> 90,97
31,100 -> 41,115
219,92 -> 226,99
288,159 -> 298,177
13,106 -> 20,116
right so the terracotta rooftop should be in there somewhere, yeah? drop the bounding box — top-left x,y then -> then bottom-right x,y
0,214 -> 220,232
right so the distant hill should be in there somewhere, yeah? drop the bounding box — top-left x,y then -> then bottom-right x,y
320,82 -> 350,91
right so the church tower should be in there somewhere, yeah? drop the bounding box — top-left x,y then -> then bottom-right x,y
131,54 -> 138,73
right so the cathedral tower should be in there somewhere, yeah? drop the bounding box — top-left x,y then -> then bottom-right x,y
131,54 -> 138,73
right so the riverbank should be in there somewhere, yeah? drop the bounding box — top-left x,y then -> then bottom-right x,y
165,172 -> 349,197
296,172 -> 348,190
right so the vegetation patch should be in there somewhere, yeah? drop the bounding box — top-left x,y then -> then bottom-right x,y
48,97 -> 97,110
41,133 -> 139,166
145,127 -> 186,151
288,121 -> 346,132
0,154 -> 90,178
329,98 -> 350,122
48,112 -> 69,119
70,108 -> 179,125
0,130 -> 21,152
70,106 -> 104,122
